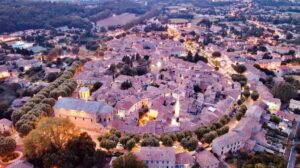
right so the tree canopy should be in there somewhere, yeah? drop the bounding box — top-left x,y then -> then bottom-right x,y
23,117 -> 105,168
0,137 -> 16,157
0,0 -> 93,33
112,153 -> 146,168
24,117 -> 80,160
272,82 -> 297,103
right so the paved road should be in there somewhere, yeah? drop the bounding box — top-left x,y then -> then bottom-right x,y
288,139 -> 296,168
287,121 -> 299,168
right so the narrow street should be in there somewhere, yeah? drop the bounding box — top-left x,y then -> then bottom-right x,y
287,121 -> 299,168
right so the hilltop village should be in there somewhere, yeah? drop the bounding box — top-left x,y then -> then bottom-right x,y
0,0 -> 300,168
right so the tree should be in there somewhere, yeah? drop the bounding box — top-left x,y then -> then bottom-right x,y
286,32 -> 293,40
195,127 -> 210,140
125,139 -> 136,151
39,132 -> 102,168
183,130 -> 193,138
180,137 -> 198,151
112,153 -> 146,168
236,112 -> 243,121
203,131 -> 218,144
141,137 -> 159,147
27,129 -> 102,168
212,51 -> 221,57
220,115 -> 230,125
0,137 -> 16,157
91,82 -> 102,93
161,134 -> 174,147
193,84 -> 202,93
217,126 -> 229,136
23,118 -> 80,160
120,135 -> 132,146
239,105 -> 248,115
242,90 -> 251,98
100,139 -> 117,151
270,115 -> 281,125
192,162 -> 200,168
41,147 -> 76,168
65,132 -> 96,167
287,50 -> 296,56
93,149 -> 107,168
272,82 -> 297,103
233,64 -> 247,74
231,74 -> 247,86
176,132 -> 185,142
187,51 -> 194,62
41,98 -> 56,106
212,122 -> 223,129
251,91 -> 259,101
47,72 -> 59,82
98,129 -> 120,151
108,63 -> 117,78
121,80 -> 133,90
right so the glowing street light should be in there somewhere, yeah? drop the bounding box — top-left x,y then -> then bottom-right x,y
156,61 -> 162,68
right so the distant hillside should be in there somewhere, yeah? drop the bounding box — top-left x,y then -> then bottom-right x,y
0,0 -> 93,33
0,0 -> 150,34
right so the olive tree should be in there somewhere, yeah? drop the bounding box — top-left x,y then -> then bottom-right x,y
0,137 -> 16,157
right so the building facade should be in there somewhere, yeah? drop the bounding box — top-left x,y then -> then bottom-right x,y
136,147 -> 176,168
53,97 -> 114,131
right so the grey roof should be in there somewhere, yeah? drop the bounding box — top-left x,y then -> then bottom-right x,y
54,97 -> 114,115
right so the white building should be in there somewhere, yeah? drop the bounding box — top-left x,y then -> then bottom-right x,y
175,152 -> 194,168
212,131 -> 245,157
289,99 -> 300,111
136,147 -> 176,168
195,150 -> 220,168
212,106 -> 263,157
136,147 -> 197,168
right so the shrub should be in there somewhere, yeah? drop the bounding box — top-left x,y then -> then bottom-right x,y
180,137 -> 198,151
251,91 -> 259,101
272,82 -> 297,103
